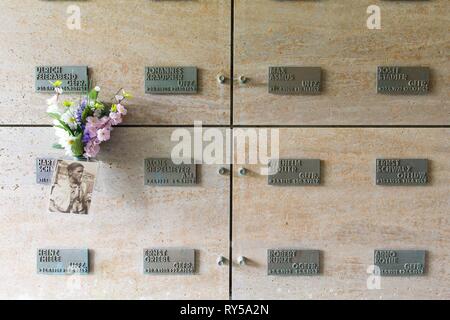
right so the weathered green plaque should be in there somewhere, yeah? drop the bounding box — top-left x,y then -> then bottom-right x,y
374,250 -> 426,277
35,66 -> 88,93
268,249 -> 320,276
37,249 -> 89,275
268,159 -> 321,186
269,67 -> 321,94
143,248 -> 196,275
145,67 -> 197,94
377,66 -> 430,95
376,159 -> 428,185
144,158 -> 197,186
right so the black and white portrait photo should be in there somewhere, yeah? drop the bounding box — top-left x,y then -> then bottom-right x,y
49,160 -> 98,215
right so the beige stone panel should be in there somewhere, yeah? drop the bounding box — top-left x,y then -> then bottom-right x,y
232,128 -> 450,299
0,0 -> 230,125
234,0 -> 450,125
0,127 -> 230,299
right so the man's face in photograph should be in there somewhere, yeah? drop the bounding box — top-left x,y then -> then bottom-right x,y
69,166 -> 84,184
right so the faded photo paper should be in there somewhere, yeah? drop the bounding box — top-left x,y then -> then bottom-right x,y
49,160 -> 98,215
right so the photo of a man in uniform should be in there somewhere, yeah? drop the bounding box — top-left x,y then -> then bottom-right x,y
49,160 -> 97,215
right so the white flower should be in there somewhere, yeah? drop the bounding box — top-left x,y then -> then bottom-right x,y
55,87 -> 63,95
94,86 -> 101,92
61,110 -> 78,130
55,128 -> 75,156
47,103 -> 63,115
115,95 -> 124,102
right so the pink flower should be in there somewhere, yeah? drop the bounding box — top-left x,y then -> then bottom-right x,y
84,140 -> 100,158
117,104 -> 127,115
97,128 -> 111,142
109,112 -> 122,125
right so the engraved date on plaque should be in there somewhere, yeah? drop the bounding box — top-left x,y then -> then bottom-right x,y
268,159 -> 321,186
37,249 -> 89,275
35,66 -> 88,93
374,250 -> 426,277
144,158 -> 197,186
269,67 -> 321,95
144,248 -> 196,275
36,158 -> 56,185
145,67 -> 197,94
268,249 -> 320,276
376,159 -> 428,185
377,67 -> 430,95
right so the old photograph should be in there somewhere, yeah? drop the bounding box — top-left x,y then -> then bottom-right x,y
48,160 -> 98,215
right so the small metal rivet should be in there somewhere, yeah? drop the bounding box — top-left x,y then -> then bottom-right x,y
238,167 -> 248,176
218,167 -> 228,175
237,256 -> 247,266
239,75 -> 248,84
217,256 -> 226,266
217,74 -> 226,84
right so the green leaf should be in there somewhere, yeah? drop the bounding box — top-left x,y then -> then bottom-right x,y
89,88 -> 99,101
48,112 -> 61,120
82,106 -> 93,122
52,143 -> 64,150
71,133 -> 84,158
111,104 -> 117,113
57,119 -> 73,135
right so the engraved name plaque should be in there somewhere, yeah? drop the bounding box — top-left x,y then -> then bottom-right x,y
145,67 -> 197,94
268,249 -> 320,276
143,248 -> 196,275
376,159 -> 428,185
144,158 -> 197,186
377,66 -> 430,95
36,158 -> 56,185
35,66 -> 88,93
269,67 -> 322,95
37,249 -> 89,275
374,250 -> 426,277
268,159 -> 321,186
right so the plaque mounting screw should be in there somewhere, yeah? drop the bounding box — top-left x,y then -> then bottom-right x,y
237,256 -> 247,266
217,74 -> 226,84
239,75 -> 248,84
218,167 -> 228,175
238,167 -> 248,176
217,256 -> 226,266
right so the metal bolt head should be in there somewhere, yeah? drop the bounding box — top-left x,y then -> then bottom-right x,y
237,256 -> 247,266
239,75 -> 247,84
238,167 -> 248,176
218,167 -> 228,175
217,256 -> 226,266
217,74 -> 226,84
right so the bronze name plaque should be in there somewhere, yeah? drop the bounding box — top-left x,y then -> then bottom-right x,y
376,159 -> 428,185
269,67 -> 322,95
374,250 -> 426,277
377,66 -> 430,95
268,159 -> 321,186
145,67 -> 197,94
268,249 -> 320,276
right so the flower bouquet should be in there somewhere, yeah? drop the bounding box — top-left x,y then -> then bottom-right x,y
46,81 -> 131,159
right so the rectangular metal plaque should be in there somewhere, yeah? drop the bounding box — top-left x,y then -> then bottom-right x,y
377,66 -> 430,95
36,158 -> 56,185
35,66 -> 88,93
145,67 -> 197,94
268,249 -> 320,276
144,158 -> 197,186
374,250 -> 426,277
376,159 -> 428,185
269,67 -> 321,95
268,159 -> 321,186
143,248 -> 196,275
37,249 -> 89,275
